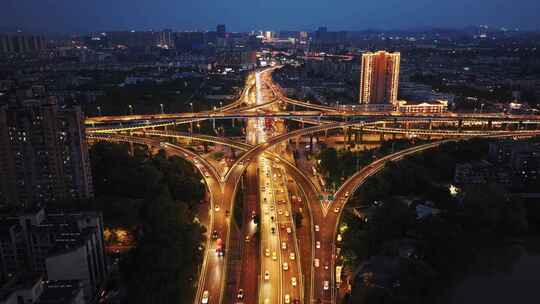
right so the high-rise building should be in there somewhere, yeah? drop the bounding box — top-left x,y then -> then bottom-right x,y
217,24 -> 227,38
0,98 -> 93,208
157,29 -> 174,49
0,208 -> 105,303
359,51 -> 401,105
0,33 -> 47,54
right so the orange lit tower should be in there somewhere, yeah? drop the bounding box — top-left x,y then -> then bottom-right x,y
359,51 -> 400,106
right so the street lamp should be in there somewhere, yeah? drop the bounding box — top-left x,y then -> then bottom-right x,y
97,106 -> 102,116
128,104 -> 133,115
160,103 -> 164,114
189,102 -> 194,136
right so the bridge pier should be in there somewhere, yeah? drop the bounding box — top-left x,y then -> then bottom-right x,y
309,135 -> 314,154
458,119 -> 463,132
129,142 -> 135,156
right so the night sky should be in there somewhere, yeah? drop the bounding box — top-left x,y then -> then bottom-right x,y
3,0 -> 540,33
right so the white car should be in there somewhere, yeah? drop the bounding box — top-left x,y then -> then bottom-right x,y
284,211 -> 289,217
334,207 -> 340,213
291,277 -> 297,287
214,205 -> 220,212
289,252 -> 295,260
264,270 -> 270,280
323,280 -> 329,290
314,258 -> 320,268
282,242 -> 287,250
265,248 -> 270,257
286,227 -> 292,234
314,225 -> 320,232
316,241 -> 321,249
272,251 -> 277,260
345,191 -> 349,197
282,262 -> 288,271
201,290 -> 209,304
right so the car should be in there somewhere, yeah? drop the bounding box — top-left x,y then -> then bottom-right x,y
284,294 -> 291,304
201,290 -> 209,304
265,248 -> 270,257
286,227 -> 292,234
214,205 -> 220,212
251,211 -> 256,219
289,252 -> 295,260
282,242 -> 287,250
345,191 -> 350,197
270,216 -> 275,222
282,262 -> 289,270
264,271 -> 270,280
314,225 -> 320,232
245,235 -> 250,242
236,289 -> 244,299
284,211 -> 289,217
323,280 -> 329,290
316,241 -> 321,249
314,258 -> 320,268
211,230 -> 219,239
291,277 -> 297,286
278,209 -> 283,215
334,207 -> 340,213
271,227 -> 276,234
272,251 -> 277,260
264,298 -> 270,304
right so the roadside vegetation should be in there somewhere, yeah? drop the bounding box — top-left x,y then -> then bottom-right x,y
339,139 -> 540,304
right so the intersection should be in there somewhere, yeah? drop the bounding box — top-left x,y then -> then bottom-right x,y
86,66 -> 540,304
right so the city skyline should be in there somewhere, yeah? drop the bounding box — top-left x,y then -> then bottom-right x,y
2,0 -> 540,33
2,2 -> 540,303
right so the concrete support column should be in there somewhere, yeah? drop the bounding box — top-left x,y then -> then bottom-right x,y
129,142 -> 135,156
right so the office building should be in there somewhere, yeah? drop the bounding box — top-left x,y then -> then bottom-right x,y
359,51 -> 401,106
0,98 -> 93,208
0,33 -> 47,54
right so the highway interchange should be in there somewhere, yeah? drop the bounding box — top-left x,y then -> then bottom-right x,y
86,66 -> 540,304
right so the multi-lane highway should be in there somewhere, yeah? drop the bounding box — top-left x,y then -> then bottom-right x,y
87,66 -> 540,304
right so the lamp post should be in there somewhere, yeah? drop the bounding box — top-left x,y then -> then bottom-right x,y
97,106 -> 102,116
128,104 -> 133,115
189,102 -> 193,136
160,103 -> 164,114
